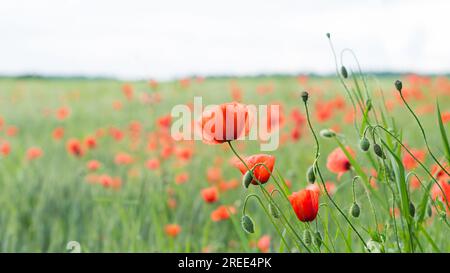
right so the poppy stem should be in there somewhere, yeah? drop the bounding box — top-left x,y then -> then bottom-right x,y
242,194 -> 291,251
303,97 -> 368,249
398,92 -> 450,177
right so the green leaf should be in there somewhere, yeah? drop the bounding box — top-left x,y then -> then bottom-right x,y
436,101 -> 450,164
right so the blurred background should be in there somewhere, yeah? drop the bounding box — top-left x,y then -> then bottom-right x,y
1,0 -> 449,80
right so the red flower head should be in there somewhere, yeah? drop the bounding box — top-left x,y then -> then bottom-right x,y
87,160 -> 101,171
84,136 -> 97,150
114,152 -> 133,165
431,180 -> 450,215
175,172 -> 189,185
164,224 -> 181,238
326,146 -> 355,177
26,147 -> 43,161
52,127 -> 64,140
201,187 -> 219,203
210,205 -> 236,222
146,158 -> 160,170
232,154 -> 275,185
0,141 -> 11,156
289,189 -> 319,222
66,139 -> 84,157
257,235 -> 271,253
198,102 -> 253,144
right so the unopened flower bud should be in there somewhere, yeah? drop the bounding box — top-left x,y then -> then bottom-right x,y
350,202 -> 360,218
366,99 -> 372,111
301,91 -> 309,103
427,203 -> 432,218
303,229 -> 312,246
314,231 -> 322,248
409,202 -> 415,217
242,170 -> 253,188
269,202 -> 280,218
373,143 -> 386,159
326,33 -> 330,38
241,215 -> 255,234
307,165 -> 316,184
320,129 -> 336,138
359,137 -> 370,152
395,80 -> 402,92
341,66 -> 348,79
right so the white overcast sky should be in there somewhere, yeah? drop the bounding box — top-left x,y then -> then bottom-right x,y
1,0 -> 449,80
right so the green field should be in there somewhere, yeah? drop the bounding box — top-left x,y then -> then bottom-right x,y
0,75 -> 449,252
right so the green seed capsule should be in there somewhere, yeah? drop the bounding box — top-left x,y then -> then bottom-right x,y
359,137 -> 370,152
241,215 -> 255,234
373,143 -> 386,159
314,231 -> 322,248
242,170 -> 253,188
320,129 -> 336,138
269,202 -> 280,219
301,91 -> 309,103
307,165 -> 316,184
303,229 -> 312,246
395,80 -> 402,92
350,202 -> 360,218
409,202 -> 416,217
340,66 -> 348,79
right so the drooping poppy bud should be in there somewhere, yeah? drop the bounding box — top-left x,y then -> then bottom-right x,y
359,137 -> 370,152
269,202 -> 280,218
320,129 -> 336,138
350,202 -> 360,218
314,231 -> 322,248
301,91 -> 309,103
241,215 -> 255,234
326,33 -> 330,38
306,165 -> 316,184
303,229 -> 312,246
242,170 -> 253,188
409,202 -> 415,217
340,66 -> 348,79
427,203 -> 433,218
373,143 -> 386,159
395,80 -> 402,92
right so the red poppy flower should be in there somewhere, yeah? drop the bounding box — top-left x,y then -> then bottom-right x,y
232,154 -> 275,185
26,147 -> 43,161
257,235 -> 271,253
175,172 -> 189,185
146,158 -> 160,170
210,205 -> 236,222
289,189 -> 319,222
164,224 -> 181,237
84,136 -> 97,150
114,152 -> 133,165
201,187 -> 219,203
52,127 -> 64,140
0,141 -> 11,156
87,160 -> 101,171
66,139 -> 84,157
326,146 -> 355,177
431,180 -> 450,214
198,102 -> 253,144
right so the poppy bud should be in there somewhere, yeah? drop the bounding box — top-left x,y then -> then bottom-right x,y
350,202 -> 360,218
326,33 -> 330,38
242,170 -> 253,188
409,202 -> 415,217
359,137 -> 370,152
314,231 -> 322,248
269,202 -> 280,218
306,165 -> 316,184
394,80 -> 402,92
340,66 -> 348,79
320,129 -> 336,138
373,143 -> 386,159
303,229 -> 312,246
427,203 -> 432,218
241,215 -> 255,234
366,99 -> 372,111
301,91 -> 309,103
